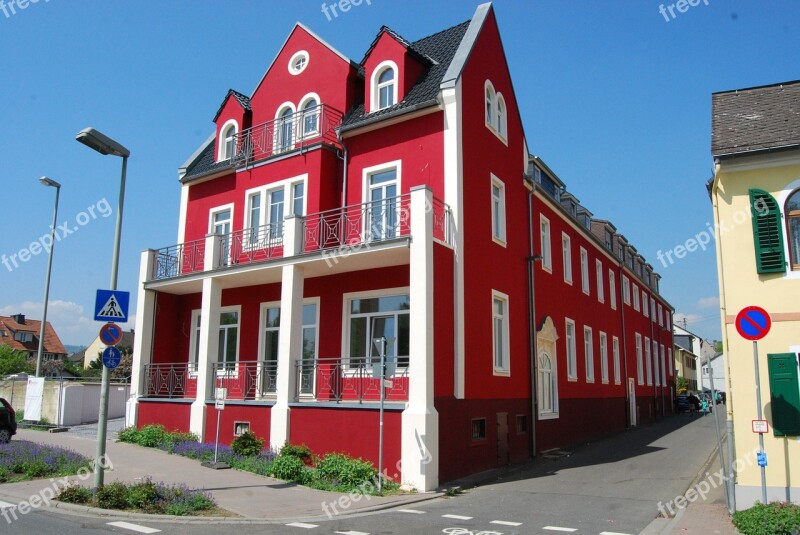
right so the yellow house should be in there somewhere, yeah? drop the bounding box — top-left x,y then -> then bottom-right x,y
673,345 -> 699,392
710,80 -> 800,509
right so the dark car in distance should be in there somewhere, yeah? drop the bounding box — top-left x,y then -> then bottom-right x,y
0,398 -> 17,443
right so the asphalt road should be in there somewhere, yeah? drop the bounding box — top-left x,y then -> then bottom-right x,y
1,410 -> 725,535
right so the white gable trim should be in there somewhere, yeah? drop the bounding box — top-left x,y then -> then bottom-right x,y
441,2 -> 491,89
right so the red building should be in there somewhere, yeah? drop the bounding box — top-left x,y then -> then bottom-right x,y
131,3 -> 674,490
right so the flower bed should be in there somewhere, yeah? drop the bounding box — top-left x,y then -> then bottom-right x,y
0,440 -> 92,482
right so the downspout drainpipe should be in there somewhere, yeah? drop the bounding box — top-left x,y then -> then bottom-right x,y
526,178 -> 538,458
337,132 -> 349,209
619,264 -> 631,427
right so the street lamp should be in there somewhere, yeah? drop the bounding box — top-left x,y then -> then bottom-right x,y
76,127 -> 129,492
35,177 -> 61,378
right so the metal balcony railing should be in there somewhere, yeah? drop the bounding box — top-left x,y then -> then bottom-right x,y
231,105 -> 343,167
143,362 -> 197,399
151,239 -> 206,281
224,222 -> 284,268
296,357 -> 409,403
213,361 -> 278,400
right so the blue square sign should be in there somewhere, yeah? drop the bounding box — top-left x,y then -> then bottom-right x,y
94,290 -> 130,322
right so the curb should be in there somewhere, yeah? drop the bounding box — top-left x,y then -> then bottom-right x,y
0,486 -> 444,525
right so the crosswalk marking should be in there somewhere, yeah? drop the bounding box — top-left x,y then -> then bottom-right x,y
543,527 -> 578,532
491,520 -> 523,526
106,522 -> 161,534
398,508 -> 426,514
442,514 -> 473,520
286,522 -> 319,529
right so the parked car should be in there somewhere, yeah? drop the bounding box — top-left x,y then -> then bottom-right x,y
0,398 -> 17,443
675,395 -> 693,413
4,373 -> 27,381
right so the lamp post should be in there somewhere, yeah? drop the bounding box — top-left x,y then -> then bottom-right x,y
35,177 -> 61,378
76,127 -> 129,492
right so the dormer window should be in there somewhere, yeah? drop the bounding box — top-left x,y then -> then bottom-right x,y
377,67 -> 395,109
369,61 -> 399,112
218,120 -> 238,161
288,51 -> 309,75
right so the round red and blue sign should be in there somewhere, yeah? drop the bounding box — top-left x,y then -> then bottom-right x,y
735,306 -> 771,341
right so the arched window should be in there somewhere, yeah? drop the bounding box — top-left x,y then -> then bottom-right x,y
302,98 -> 319,136
218,121 -> 238,161
538,352 -> 555,414
377,67 -> 395,109
485,82 -> 495,128
787,189 -> 800,270
496,93 -> 507,139
276,107 -> 294,152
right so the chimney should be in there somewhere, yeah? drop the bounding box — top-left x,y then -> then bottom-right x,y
12,313 -> 25,325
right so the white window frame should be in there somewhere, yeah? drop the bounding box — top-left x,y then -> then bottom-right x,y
188,309 -> 202,372
257,300 -> 282,367
274,102 -> 298,152
658,304 -> 664,327
580,247 -> 590,295
636,333 -> 643,385
651,297 -> 656,323
645,336 -> 653,386
217,119 -> 239,162
371,60 -> 399,112
538,349 -> 559,419
362,160 -> 402,240
298,92 -> 321,139
660,343 -> 666,386
596,259 -> 604,303
622,275 -> 631,305
632,284 -> 640,312
609,269 -> 617,310
495,92 -> 508,143
612,336 -> 621,384
565,318 -> 577,381
217,305 -> 242,373
642,291 -> 649,318
490,174 -> 506,245
484,80 -> 495,130
669,347 -> 674,376
540,215 -> 552,272
243,175 -> 308,245
584,326 -> 594,383
492,290 -> 511,376
562,233 -> 573,284
288,50 -> 309,75
298,298 -> 321,397
599,331 -> 608,384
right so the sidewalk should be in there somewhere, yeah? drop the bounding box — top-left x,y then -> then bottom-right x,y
642,426 -> 738,535
0,429 -> 440,522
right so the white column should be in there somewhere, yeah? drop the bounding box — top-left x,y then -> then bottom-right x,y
402,186 -> 439,491
129,249 -> 157,427
270,216 -> 305,450
189,233 -> 223,439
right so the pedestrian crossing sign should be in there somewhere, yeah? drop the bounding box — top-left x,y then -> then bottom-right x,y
94,289 -> 130,322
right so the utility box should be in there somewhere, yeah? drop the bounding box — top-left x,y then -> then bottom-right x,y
767,353 -> 800,436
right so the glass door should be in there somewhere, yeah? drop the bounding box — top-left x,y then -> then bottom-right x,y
368,170 -> 397,241
213,209 -> 232,265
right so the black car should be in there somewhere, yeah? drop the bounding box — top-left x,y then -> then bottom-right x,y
0,398 -> 17,443
675,395 -> 692,412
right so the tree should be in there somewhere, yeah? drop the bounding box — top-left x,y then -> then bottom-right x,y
0,344 -> 35,376
676,375 -> 689,394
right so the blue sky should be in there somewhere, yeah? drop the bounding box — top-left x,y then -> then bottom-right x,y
1,0 -> 797,346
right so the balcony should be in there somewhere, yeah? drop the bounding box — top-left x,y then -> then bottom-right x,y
143,362 -> 197,399
296,357 -> 409,403
231,104 -> 343,168
148,195 -> 452,283
213,361 -> 277,400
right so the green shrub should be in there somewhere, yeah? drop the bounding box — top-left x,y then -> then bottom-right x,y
270,454 -> 306,482
96,482 -> 129,510
57,485 -> 92,505
280,443 -> 312,462
126,479 -> 160,511
315,453 -> 378,488
116,426 -> 140,444
732,502 -> 800,535
136,425 -> 170,448
21,459 -> 50,478
231,431 -> 264,457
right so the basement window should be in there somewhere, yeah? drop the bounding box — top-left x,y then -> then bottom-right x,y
471,418 -> 486,441
233,421 -> 251,437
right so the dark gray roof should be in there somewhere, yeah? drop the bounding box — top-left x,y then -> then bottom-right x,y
213,89 -> 253,122
712,80 -> 800,158
182,140 -> 233,182
341,20 -> 470,131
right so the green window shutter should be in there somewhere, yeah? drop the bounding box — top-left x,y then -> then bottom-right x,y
749,189 -> 786,274
767,353 -> 800,436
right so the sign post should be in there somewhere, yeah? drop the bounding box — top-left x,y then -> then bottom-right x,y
202,388 -> 230,470
735,305 -> 772,504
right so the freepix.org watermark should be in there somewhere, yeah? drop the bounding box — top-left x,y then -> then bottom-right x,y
321,0 -> 371,22
658,0 -> 709,22
1,454 -> 113,525
656,197 -> 768,269
1,197 -> 113,273
0,0 -> 50,20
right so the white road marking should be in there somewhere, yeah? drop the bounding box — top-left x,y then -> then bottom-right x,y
286,522 -> 319,529
543,527 -> 578,532
490,520 -> 523,526
398,508 -> 427,514
335,531 -> 370,535
442,514 -> 473,520
599,532 -> 633,535
106,522 -> 161,534
0,501 -> 17,509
